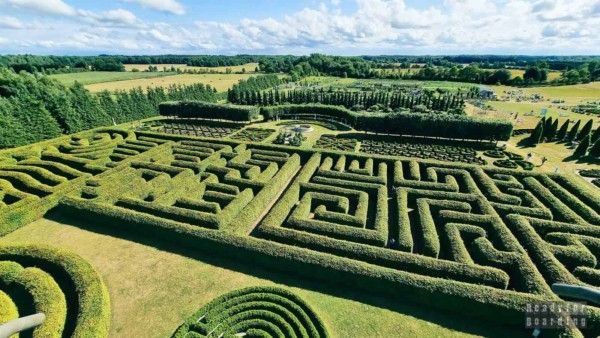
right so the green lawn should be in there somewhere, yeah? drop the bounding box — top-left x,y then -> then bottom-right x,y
49,71 -> 175,86
0,216 -> 525,338
299,76 -> 476,91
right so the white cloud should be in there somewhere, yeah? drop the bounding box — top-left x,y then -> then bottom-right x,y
125,0 -> 185,15
78,8 -> 139,27
1,0 -> 600,54
0,15 -> 24,29
2,0 -> 76,16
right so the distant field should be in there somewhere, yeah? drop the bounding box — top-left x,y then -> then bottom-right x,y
49,71 -> 173,86
123,62 -> 259,73
491,82 -> 600,105
504,69 -> 562,81
85,73 -> 253,93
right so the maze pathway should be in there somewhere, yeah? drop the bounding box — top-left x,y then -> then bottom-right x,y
1,128 -> 599,335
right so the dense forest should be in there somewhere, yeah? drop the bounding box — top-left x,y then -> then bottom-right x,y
0,69 -> 216,148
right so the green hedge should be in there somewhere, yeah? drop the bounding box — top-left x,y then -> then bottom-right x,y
261,104 -> 513,141
0,245 -> 111,338
0,261 -> 67,337
159,101 -> 259,121
171,286 -> 329,338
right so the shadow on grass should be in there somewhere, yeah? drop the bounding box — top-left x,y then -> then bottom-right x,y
45,209 -> 527,338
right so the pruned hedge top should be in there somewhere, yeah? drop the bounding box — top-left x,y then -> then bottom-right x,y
261,104 -> 513,141
159,101 -> 260,122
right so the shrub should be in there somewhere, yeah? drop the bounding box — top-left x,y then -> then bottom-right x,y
261,104 -> 513,141
159,101 -> 259,121
573,134 -> 590,158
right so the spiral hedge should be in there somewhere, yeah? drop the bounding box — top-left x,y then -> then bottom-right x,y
171,286 -> 329,338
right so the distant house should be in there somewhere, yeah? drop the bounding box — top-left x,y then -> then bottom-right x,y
479,87 -> 497,100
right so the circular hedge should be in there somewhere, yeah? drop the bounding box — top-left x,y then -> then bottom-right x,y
504,152 -> 524,161
515,160 -> 534,171
493,160 -> 519,169
483,150 -> 506,158
171,286 -> 329,338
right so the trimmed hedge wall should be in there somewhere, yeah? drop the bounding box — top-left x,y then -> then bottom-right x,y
159,101 -> 259,121
261,104 -> 513,141
0,245 -> 111,338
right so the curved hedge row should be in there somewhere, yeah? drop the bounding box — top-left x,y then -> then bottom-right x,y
261,104 -> 513,141
171,286 -> 329,338
0,245 -> 111,338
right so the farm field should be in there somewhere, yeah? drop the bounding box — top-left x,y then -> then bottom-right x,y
49,71 -> 174,86
0,120 -> 598,337
123,62 -> 259,73
85,73 -> 254,92
298,76 -> 477,91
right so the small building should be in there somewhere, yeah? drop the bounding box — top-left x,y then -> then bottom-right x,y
479,87 -> 497,100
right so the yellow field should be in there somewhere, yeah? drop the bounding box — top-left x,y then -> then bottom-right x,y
85,73 -> 253,93
504,69 -> 561,81
123,63 -> 259,74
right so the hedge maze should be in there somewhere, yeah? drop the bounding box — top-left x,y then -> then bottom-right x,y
150,120 -> 240,138
171,286 -> 329,338
0,245 -> 110,338
1,126 -> 600,336
314,134 -> 490,165
231,128 -> 276,142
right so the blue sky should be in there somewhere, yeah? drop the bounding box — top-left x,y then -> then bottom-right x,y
0,0 -> 599,55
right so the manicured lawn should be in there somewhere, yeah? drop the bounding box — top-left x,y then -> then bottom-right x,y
49,71 -> 174,86
85,73 -> 253,93
0,216 -> 525,338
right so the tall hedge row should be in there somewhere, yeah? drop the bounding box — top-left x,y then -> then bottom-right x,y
261,104 -> 513,141
159,101 -> 260,121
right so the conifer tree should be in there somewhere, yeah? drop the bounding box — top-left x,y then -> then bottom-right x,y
573,133 -> 590,158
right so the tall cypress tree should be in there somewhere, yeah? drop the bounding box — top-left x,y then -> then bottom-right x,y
577,120 -> 594,141
546,119 -> 559,141
589,138 -> 600,157
556,119 -> 570,140
529,120 -> 544,146
566,120 -> 581,142
573,134 -> 590,158
591,127 -> 600,144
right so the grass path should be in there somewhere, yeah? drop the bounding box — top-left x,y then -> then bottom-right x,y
85,73 -> 252,93
0,216 -> 525,338
49,71 -> 174,86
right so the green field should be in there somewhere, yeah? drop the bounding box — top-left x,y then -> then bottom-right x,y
123,62 -> 259,74
49,71 -> 174,86
299,76 -> 477,91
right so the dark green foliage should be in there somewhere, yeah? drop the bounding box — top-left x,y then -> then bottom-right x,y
0,69 -> 217,149
159,101 -> 259,121
566,120 -> 581,142
231,88 -> 466,114
546,119 -> 559,140
591,127 -> 600,144
588,138 -> 600,157
262,104 -> 512,141
573,134 -> 590,158
528,121 -> 544,146
578,120 -> 594,141
556,119 -> 570,140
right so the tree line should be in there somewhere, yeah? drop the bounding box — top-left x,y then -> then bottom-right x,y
0,68 -> 216,148
528,117 -> 600,158
228,88 -> 467,114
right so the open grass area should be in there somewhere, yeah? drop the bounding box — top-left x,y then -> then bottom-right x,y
299,76 -> 477,91
49,71 -> 174,86
123,63 -> 259,73
85,73 -> 253,93
0,216 -> 519,338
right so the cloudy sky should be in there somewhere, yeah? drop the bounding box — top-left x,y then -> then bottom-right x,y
0,0 -> 598,55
